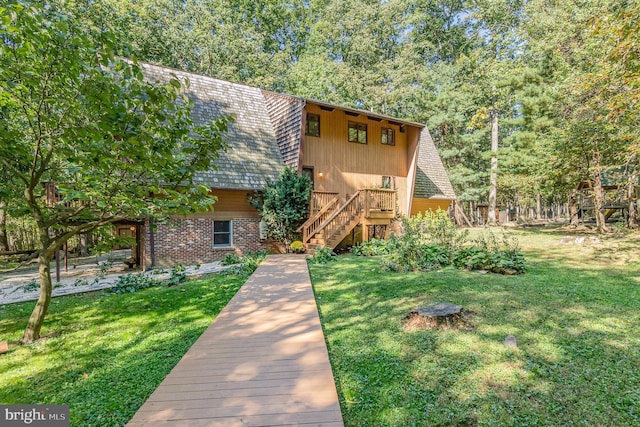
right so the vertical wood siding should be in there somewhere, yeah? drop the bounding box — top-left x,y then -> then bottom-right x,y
302,103 -> 420,215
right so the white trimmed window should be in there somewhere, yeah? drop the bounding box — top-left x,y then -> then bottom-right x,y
213,220 -> 232,247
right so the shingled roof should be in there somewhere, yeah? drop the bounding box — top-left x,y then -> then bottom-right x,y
260,91 -> 305,169
414,128 -> 457,200
139,62 -> 455,200
140,63 -> 284,190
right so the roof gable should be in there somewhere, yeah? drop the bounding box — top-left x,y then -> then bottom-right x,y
414,128 -> 456,200
140,63 -> 284,190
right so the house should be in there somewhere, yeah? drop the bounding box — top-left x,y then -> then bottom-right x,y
137,63 -> 456,266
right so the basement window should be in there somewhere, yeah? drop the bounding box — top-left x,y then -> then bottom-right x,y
381,127 -> 395,146
306,113 -> 320,137
213,220 -> 232,247
348,121 -> 367,144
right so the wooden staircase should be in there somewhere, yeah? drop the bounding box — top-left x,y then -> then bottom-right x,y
299,189 -> 396,250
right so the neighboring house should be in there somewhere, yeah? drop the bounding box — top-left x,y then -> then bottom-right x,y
136,63 -> 455,266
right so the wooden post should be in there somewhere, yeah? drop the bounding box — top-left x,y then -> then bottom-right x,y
362,223 -> 369,242
55,249 -> 61,283
364,190 -> 370,217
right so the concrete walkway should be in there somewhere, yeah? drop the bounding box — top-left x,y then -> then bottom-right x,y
126,255 -> 344,427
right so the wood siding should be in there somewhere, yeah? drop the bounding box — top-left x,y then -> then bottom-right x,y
410,198 -> 452,215
187,190 -> 260,220
302,103 -> 421,215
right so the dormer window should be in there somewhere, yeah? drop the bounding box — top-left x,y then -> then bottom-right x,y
306,113 -> 320,137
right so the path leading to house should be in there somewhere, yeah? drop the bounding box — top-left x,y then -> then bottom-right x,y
126,254 -> 344,427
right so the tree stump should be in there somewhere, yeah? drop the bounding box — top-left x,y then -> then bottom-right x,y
405,303 -> 464,329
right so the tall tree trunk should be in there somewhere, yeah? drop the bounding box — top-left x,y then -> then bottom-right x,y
0,201 -> 9,251
592,156 -> 608,233
628,171 -> 638,228
569,189 -> 579,226
21,252 -> 53,343
488,110 -> 498,225
536,193 -> 542,220
21,217 -> 54,343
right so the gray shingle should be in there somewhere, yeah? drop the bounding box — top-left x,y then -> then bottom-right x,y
414,128 -> 456,200
140,63 -> 284,190
262,91 -> 305,169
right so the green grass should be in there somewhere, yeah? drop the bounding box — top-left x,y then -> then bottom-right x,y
310,227 -> 640,426
0,272 -> 246,426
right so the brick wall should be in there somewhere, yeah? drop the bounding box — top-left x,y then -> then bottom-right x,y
144,216 -> 269,267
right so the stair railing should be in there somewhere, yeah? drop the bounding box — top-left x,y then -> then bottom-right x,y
299,196 -> 340,244
314,191 -> 364,246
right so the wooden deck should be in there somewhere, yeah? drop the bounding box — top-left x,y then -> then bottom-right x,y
126,255 -> 344,427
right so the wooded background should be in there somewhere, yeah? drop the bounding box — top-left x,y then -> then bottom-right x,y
2,0 -> 639,242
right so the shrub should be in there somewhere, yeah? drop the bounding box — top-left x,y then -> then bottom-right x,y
402,210 -> 468,251
452,232 -> 526,274
111,273 -> 162,294
373,212 -> 526,274
248,167 -> 312,248
350,238 -> 397,256
221,250 -> 269,276
307,246 -> 337,264
384,243 -> 451,272
221,253 -> 242,265
379,210 -> 466,272
290,241 -> 305,253
166,264 -> 187,286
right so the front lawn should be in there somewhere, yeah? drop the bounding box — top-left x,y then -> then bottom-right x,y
310,228 -> 640,426
0,272 -> 246,426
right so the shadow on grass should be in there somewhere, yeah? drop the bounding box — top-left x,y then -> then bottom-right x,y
310,252 -> 640,426
0,274 -> 246,426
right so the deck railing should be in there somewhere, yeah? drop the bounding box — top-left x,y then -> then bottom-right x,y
301,189 -> 397,247
310,191 -> 339,215
364,189 -> 396,215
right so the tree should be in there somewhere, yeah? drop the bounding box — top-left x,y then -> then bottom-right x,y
0,2 -> 228,343
249,167 -> 312,249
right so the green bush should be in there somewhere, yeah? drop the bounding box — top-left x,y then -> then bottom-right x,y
307,246 -> 337,264
248,167 -> 312,247
166,264 -> 187,286
350,237 -> 397,256
221,250 -> 269,276
221,253 -> 242,265
384,243 -> 451,272
373,212 -> 526,274
402,209 -> 468,251
111,273 -> 162,294
452,232 -> 526,274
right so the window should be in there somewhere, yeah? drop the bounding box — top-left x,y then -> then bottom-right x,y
213,220 -> 232,247
348,121 -> 367,144
382,176 -> 393,189
381,127 -> 395,146
305,113 -> 320,137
